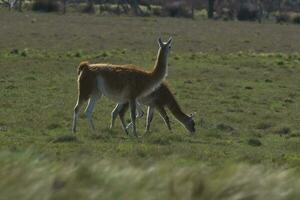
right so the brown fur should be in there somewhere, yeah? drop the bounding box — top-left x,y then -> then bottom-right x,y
77,61 -> 90,75
77,62 -> 97,101
85,64 -> 161,100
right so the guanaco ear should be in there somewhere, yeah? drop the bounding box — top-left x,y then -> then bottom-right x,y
158,37 -> 163,47
167,37 -> 173,45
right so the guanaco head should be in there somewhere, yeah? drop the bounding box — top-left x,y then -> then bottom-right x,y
157,37 -> 172,56
185,113 -> 196,134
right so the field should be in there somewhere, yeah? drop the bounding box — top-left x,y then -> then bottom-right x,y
1,10 -> 300,199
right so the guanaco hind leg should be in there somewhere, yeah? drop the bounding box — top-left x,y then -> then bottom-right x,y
72,98 -> 84,133
84,93 -> 101,133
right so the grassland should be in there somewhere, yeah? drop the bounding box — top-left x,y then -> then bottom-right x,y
1,9 -> 300,199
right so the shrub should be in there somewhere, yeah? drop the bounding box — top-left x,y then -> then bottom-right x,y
293,15 -> 300,24
32,0 -> 59,12
82,2 -> 95,14
220,7 -> 235,21
162,3 -> 193,18
152,6 -> 162,16
248,138 -> 262,146
100,4 -> 127,15
197,9 -> 208,19
276,13 -> 291,23
237,5 -> 259,21
275,127 -> 291,135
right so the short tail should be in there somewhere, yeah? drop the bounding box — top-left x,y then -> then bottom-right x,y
77,61 -> 90,75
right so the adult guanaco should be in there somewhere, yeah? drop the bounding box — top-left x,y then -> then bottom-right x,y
72,37 -> 172,137
110,82 -> 196,134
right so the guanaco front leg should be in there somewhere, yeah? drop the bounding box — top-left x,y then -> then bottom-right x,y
157,106 -> 172,132
111,104 -> 123,129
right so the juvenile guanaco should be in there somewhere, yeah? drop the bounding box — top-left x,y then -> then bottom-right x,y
110,82 -> 196,134
72,37 -> 172,137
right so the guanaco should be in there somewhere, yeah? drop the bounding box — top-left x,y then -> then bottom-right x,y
110,82 -> 196,134
72,37 -> 172,137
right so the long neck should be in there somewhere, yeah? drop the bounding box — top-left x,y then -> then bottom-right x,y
151,48 -> 168,82
167,96 -> 190,127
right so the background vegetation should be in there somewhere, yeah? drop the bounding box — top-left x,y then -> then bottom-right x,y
1,0 -> 300,23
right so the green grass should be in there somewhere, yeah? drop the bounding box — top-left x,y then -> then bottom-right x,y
1,9 -> 300,199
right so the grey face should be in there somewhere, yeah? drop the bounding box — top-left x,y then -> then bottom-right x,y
158,37 -> 172,53
187,117 -> 196,133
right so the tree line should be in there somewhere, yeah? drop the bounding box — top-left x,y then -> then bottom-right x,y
1,0 -> 300,21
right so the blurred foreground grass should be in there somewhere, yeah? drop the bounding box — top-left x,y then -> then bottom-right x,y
1,150 -> 300,200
